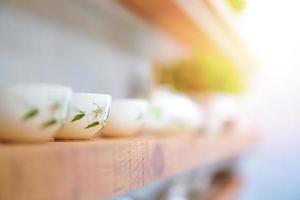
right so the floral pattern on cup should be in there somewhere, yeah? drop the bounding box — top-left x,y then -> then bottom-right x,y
101,99 -> 148,137
70,103 -> 107,129
55,93 -> 111,140
21,101 -> 63,129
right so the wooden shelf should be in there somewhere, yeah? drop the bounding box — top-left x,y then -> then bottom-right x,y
0,133 -> 258,200
117,0 -> 255,70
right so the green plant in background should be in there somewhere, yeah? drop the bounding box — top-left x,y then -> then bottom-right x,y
157,53 -> 246,94
227,0 -> 246,13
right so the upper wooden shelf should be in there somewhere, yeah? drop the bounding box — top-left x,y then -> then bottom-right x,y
117,0 -> 255,70
0,132 -> 259,200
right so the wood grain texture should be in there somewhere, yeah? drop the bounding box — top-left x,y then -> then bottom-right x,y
0,133 -> 259,200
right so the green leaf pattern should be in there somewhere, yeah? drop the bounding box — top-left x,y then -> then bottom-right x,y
136,112 -> 143,120
41,119 -> 57,128
22,102 -> 60,129
22,108 -> 39,121
85,121 -> 100,129
71,103 -> 108,130
150,106 -> 161,119
22,102 -> 108,131
71,113 -> 85,122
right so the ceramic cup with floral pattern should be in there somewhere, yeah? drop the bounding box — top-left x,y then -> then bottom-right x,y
55,93 -> 111,140
0,84 -> 72,142
101,99 -> 148,137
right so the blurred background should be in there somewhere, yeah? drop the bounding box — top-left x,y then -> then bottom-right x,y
1,0 -> 300,199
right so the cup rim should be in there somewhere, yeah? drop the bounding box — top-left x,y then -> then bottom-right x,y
112,98 -> 148,105
72,93 -> 111,99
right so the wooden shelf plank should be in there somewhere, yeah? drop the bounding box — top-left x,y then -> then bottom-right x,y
117,0 -> 227,55
117,0 -> 255,70
203,0 -> 257,72
0,133 -> 258,200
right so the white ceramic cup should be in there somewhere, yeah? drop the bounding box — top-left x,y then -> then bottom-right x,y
55,93 -> 111,140
101,99 -> 148,137
0,84 -> 72,142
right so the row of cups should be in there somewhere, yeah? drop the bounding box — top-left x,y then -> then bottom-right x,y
0,84 -> 148,143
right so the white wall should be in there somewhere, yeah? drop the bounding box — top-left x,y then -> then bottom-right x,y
237,1 -> 300,199
0,0 -> 153,98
